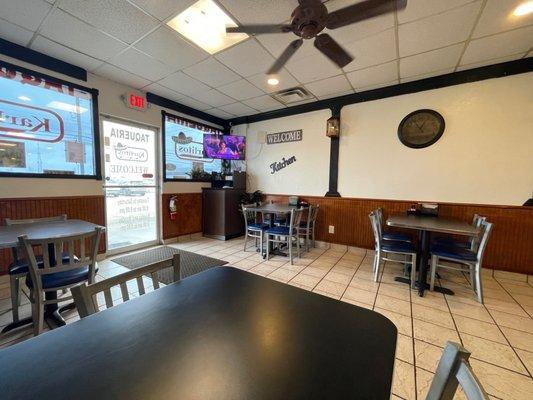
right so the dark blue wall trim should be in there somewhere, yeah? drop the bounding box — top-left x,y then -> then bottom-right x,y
0,38 -> 87,82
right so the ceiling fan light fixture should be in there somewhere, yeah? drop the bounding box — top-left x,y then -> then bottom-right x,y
512,1 -> 533,16
267,77 -> 280,86
167,0 -> 248,54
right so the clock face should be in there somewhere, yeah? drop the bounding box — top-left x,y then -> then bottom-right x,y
398,109 -> 445,148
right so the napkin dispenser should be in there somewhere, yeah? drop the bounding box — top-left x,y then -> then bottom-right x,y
420,203 -> 438,217
288,196 -> 299,206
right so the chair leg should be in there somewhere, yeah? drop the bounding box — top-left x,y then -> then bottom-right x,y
10,274 -> 20,323
475,262 -> 484,304
289,236 -> 293,265
31,292 -> 44,336
296,234 -> 301,260
311,225 -> 316,248
429,255 -> 438,291
373,250 -> 381,282
306,230 -> 310,252
243,233 -> 248,252
410,253 -> 417,289
469,264 -> 476,291
259,232 -> 263,256
266,235 -> 270,260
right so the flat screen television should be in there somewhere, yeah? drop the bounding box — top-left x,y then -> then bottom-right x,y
203,134 -> 246,160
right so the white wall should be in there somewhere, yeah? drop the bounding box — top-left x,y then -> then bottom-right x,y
0,54 -> 215,198
238,72 -> 533,206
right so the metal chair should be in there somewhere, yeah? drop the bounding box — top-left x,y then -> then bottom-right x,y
375,208 -> 411,242
297,204 -> 320,251
425,341 -> 489,400
72,254 -> 180,318
432,214 -> 486,250
5,214 -> 68,323
266,208 -> 304,265
18,227 -> 103,335
369,211 -> 417,285
429,221 -> 492,303
242,204 -> 269,252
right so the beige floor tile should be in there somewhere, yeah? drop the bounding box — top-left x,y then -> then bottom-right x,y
489,309 -> 533,333
312,289 -> 341,300
484,297 -> 530,317
349,277 -> 380,292
289,273 -> 321,288
331,265 -> 358,276
413,319 -> 461,348
461,333 -> 528,374
447,299 -> 493,323
323,271 -> 352,285
314,279 -> 347,297
494,270 -> 528,283
268,268 -> 299,283
396,334 -> 414,365
375,295 -> 412,317
249,263 -> 278,276
470,359 -> 533,400
453,315 -> 507,344
513,294 -> 533,308
375,308 -> 413,337
515,349 -> 533,376
412,303 -> 455,329
416,367 -> 435,400
378,283 -> 411,302
501,327 -> 533,352
499,282 -> 533,296
301,266 -> 329,278
341,297 -> 373,309
414,339 -> 445,373
411,291 -> 449,312
342,286 -> 377,306
392,359 -> 416,400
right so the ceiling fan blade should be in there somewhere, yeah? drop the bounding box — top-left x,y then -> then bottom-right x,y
314,34 -> 353,68
326,0 -> 407,30
226,25 -> 292,34
267,39 -> 304,75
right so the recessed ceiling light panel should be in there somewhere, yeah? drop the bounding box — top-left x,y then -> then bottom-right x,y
167,0 -> 248,54
513,1 -> 533,16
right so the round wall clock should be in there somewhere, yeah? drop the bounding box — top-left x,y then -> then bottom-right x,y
397,109 -> 445,149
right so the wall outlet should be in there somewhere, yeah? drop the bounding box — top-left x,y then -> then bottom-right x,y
328,225 -> 335,234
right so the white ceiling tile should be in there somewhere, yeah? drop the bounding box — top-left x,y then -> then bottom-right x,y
0,19 -> 34,46
94,64 -> 151,89
59,0 -> 159,44
461,25 -> 533,65
183,58 -> 241,87
134,26 -> 208,69
342,28 -> 397,72
400,43 -> 464,78
398,1 -> 482,57
190,89 -> 235,107
304,75 -> 352,98
473,0 -> 533,38
206,108 -> 236,119
457,53 -> 526,71
143,83 -> 184,102
31,36 -> 104,71
256,34 -> 317,61
218,102 -> 257,116
216,39 -> 275,77
217,79 -> 264,100
0,0 -> 52,31
218,0 -> 297,25
242,95 -> 284,112
158,71 -> 210,96
109,48 -> 176,81
247,69 -> 299,93
129,0 -> 195,21
400,68 -> 454,83
40,9 -> 128,60
285,51 -> 343,83
397,0 -> 475,24
346,61 -> 398,90
176,96 -> 212,111
316,89 -> 353,100
358,79 -> 398,92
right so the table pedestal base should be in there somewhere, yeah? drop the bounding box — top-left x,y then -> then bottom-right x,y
1,302 -> 75,333
394,277 -> 455,296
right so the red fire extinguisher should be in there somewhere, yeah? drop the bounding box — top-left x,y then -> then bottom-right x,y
169,196 -> 178,221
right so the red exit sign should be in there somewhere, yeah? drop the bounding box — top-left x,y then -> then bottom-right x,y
123,92 -> 147,111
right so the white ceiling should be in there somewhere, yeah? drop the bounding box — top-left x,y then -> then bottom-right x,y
0,0 -> 531,119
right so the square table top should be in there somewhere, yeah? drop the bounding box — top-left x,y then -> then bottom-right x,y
244,203 -> 299,213
387,214 -> 479,236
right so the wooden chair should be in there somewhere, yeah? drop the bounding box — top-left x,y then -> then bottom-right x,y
425,341 -> 489,400
72,254 -> 180,318
18,227 -> 103,335
6,214 -> 67,323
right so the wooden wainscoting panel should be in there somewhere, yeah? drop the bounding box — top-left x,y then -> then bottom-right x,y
0,196 -> 106,275
264,194 -> 533,274
161,193 -> 202,240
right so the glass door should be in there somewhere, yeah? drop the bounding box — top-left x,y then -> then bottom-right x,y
102,117 -> 159,253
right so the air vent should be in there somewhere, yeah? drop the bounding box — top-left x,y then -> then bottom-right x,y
271,87 -> 314,105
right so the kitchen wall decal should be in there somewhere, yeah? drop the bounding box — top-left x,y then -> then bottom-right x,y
270,156 -> 297,174
266,129 -> 303,145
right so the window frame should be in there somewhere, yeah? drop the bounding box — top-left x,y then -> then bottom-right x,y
161,110 -> 224,183
0,60 -> 102,180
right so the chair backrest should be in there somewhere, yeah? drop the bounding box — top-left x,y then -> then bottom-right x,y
72,254 -> 180,318
469,215 -> 487,250
475,221 -> 492,263
288,207 -> 305,233
374,208 -> 384,237
5,214 -> 67,261
425,341 -> 489,400
241,204 -> 257,231
18,227 -> 104,291
368,211 -> 382,251
308,204 -> 320,227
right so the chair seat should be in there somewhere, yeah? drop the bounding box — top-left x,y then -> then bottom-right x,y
432,236 -> 470,249
266,226 -> 295,236
248,223 -> 269,231
8,252 -> 75,276
430,244 -> 477,262
382,231 -> 411,242
381,240 -> 416,254
26,266 -> 91,290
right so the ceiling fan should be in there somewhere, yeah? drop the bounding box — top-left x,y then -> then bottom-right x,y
227,0 -> 407,75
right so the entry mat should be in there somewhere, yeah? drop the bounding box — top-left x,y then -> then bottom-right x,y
112,246 -> 228,284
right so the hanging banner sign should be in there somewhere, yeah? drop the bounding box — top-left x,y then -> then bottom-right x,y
266,129 -> 303,145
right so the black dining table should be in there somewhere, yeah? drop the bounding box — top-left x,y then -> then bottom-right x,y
0,219 -> 104,333
387,214 -> 479,296
0,267 -> 398,400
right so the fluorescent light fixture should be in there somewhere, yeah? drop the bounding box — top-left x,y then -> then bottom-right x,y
167,0 -> 248,54
513,1 -> 533,16
267,77 -> 280,86
47,101 -> 88,114
18,96 -> 31,102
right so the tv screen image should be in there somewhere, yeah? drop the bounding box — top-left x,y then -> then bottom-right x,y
203,134 -> 246,160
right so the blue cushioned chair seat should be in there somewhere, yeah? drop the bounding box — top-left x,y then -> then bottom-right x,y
381,240 -> 416,253
266,226 -> 295,235
430,244 -> 477,262
26,266 -> 91,290
248,223 -> 269,230
382,231 -> 411,242
274,218 -> 287,224
8,252 -> 74,276
432,236 -> 469,249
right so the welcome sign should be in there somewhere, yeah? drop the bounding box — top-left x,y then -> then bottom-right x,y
266,129 -> 303,145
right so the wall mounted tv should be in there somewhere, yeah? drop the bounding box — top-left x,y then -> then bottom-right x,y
203,134 -> 246,160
